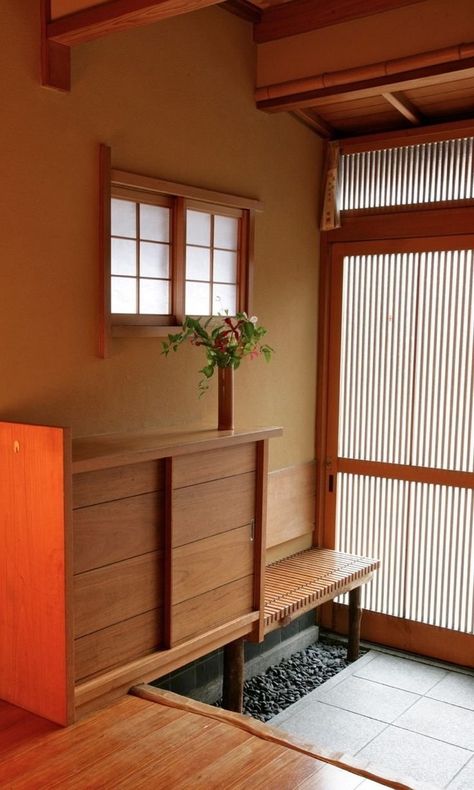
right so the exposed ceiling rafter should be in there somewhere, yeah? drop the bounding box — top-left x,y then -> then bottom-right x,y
382,91 -> 423,124
293,109 -> 333,138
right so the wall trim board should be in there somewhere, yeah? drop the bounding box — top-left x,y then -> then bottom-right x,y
267,461 -> 316,548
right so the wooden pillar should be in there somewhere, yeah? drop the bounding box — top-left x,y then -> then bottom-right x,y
347,586 -> 362,662
222,638 -> 244,713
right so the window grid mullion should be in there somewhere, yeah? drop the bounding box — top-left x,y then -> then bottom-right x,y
136,202 -> 141,315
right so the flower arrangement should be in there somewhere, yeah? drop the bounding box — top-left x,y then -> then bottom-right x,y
162,312 -> 273,394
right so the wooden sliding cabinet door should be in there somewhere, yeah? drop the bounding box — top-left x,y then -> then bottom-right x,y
322,236 -> 474,666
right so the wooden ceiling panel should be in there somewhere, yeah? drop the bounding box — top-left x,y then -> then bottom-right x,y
318,97 -> 401,121
404,75 -> 474,100
330,114 -> 410,135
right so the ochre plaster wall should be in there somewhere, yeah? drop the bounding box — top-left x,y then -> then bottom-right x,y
257,0 -> 474,87
1,2 -> 322,481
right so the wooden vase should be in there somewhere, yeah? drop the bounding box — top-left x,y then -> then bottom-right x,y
218,366 -> 234,431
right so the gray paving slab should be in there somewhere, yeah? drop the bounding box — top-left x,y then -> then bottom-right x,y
353,653 -> 447,694
447,755 -> 474,789
395,696 -> 474,751
427,672 -> 474,712
272,699 -> 387,755
317,674 -> 420,723
356,726 -> 472,788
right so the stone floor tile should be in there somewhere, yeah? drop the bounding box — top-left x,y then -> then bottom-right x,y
447,755 -> 474,789
317,675 -> 420,723
273,700 -> 387,755
427,672 -> 474,712
270,652 -> 377,726
395,697 -> 474,751
357,725 -> 472,788
354,653 -> 447,694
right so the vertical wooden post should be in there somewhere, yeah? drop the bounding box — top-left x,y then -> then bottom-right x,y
347,586 -> 362,662
222,638 -> 244,713
40,0 -> 71,91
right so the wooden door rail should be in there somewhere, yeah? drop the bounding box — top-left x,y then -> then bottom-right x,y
223,547 -> 379,712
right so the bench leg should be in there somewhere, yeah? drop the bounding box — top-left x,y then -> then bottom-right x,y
222,638 -> 244,713
347,586 -> 362,662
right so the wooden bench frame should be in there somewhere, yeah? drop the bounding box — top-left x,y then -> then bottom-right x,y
222,547 -> 380,712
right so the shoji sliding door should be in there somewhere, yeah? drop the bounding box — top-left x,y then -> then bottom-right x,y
324,236 -> 474,664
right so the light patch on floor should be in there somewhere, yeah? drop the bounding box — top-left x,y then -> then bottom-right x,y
270,649 -> 474,789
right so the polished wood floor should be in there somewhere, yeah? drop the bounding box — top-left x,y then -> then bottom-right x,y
0,688 -> 412,788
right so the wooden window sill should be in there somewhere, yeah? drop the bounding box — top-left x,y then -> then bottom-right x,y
111,325 -> 182,338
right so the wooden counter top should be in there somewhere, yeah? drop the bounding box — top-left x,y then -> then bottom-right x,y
72,425 -> 282,473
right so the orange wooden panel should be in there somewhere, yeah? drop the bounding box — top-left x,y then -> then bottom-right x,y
172,471 -> 255,547
266,462 -> 315,547
73,491 -> 163,573
172,526 -> 254,604
172,576 -> 254,644
74,609 -> 162,681
72,460 -> 163,508
172,443 -> 255,489
74,552 -> 162,637
0,421 -> 72,725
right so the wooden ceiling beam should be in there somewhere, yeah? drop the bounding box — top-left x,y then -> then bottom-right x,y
46,0 -> 222,47
254,0 -> 427,44
382,91 -> 423,124
220,0 -> 261,23
42,0 -> 224,90
256,43 -> 474,112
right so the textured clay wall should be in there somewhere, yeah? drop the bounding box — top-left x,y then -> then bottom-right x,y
1,2 -> 322,485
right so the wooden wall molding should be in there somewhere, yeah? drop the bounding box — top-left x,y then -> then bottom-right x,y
267,461 -> 316,548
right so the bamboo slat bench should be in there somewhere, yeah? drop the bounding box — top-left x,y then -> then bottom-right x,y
223,547 -> 380,712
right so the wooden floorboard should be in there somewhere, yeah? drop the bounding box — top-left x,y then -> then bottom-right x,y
0,690 -> 413,789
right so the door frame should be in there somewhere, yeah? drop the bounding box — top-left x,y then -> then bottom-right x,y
315,212 -> 474,667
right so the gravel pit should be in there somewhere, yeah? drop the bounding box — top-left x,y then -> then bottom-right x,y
216,638 -> 358,722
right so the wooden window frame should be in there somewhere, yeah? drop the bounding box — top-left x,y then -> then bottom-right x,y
99,144 -> 262,357
336,121 -> 474,218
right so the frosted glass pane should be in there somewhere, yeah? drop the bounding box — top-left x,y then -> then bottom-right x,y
111,277 -> 136,314
111,238 -> 137,276
338,253 -> 417,465
111,199 -> 136,238
186,210 -> 211,246
140,242 -> 169,278
186,281 -> 210,314
213,284 -> 236,315
139,278 -> 169,314
336,474 -> 474,633
140,204 -> 170,242
214,215 -> 238,250
186,246 -> 210,281
214,250 -> 237,284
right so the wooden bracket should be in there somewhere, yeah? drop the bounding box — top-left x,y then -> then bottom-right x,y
41,1 -> 71,91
